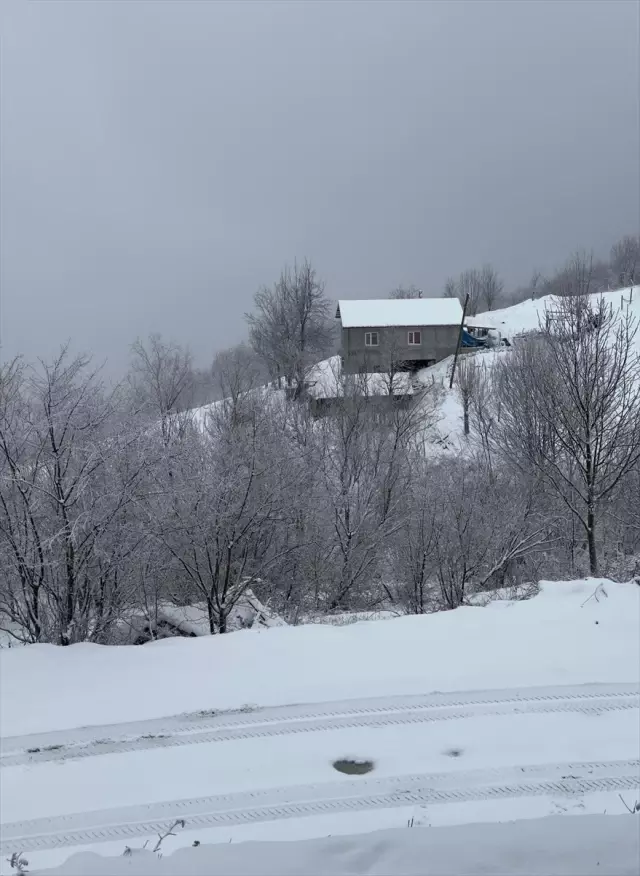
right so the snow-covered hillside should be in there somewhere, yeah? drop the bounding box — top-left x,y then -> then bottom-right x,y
188,285 -> 640,450
474,285 -> 639,341
1,578 -> 638,874
418,285 -> 640,451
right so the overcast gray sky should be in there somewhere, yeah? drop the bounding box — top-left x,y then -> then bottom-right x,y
1,0 -> 638,374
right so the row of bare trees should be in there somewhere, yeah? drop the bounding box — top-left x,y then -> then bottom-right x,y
506,235 -> 639,307
1,252 -> 639,646
395,233 -> 638,313
0,336 -> 558,644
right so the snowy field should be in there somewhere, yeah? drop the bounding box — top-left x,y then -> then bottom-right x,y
1,577 -> 639,874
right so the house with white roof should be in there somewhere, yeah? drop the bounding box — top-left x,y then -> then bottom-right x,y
336,298 -> 463,374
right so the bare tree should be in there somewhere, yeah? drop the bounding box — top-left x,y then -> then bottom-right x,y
444,277 -> 458,300
547,250 -> 596,299
390,284 -> 422,299
147,395 -> 299,633
610,234 -> 640,288
0,349 -> 149,644
247,260 -> 335,399
468,360 -> 497,475
529,269 -> 544,299
455,356 -> 481,437
478,264 -> 504,311
388,466 -> 439,614
424,460 -> 550,609
457,269 -> 483,316
210,343 -> 264,426
494,294 -> 640,575
313,383 -> 424,611
128,334 -> 194,445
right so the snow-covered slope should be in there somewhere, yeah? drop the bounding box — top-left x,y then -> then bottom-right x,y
474,285 -> 640,341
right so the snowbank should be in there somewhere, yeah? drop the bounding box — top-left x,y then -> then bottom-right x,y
1,578 -> 638,738
474,285 -> 640,343
33,814 -> 640,876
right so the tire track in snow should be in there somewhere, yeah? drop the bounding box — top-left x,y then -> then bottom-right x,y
2,684 -> 637,768
2,759 -> 638,853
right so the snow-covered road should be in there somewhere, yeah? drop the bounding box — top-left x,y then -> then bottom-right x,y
2,684 -> 638,862
2,682 -> 635,767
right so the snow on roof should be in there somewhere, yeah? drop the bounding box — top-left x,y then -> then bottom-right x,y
338,298 -> 463,328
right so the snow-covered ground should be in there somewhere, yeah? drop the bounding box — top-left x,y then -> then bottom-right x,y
1,578 -> 638,874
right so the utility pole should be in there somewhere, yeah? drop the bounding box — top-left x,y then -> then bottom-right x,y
449,294 -> 469,390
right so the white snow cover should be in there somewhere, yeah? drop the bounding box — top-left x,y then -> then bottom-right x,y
305,356 -> 415,399
473,285 -> 640,341
338,298 -> 463,328
32,815 -> 640,876
1,578 -> 638,738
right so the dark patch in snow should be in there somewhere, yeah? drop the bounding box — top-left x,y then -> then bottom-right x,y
197,703 -> 257,719
332,758 -> 375,775
444,747 -> 464,758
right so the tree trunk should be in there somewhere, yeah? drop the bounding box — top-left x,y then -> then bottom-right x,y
206,598 -> 216,634
587,507 -> 598,576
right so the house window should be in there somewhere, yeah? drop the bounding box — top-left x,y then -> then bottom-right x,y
365,332 -> 379,346
408,330 -> 421,345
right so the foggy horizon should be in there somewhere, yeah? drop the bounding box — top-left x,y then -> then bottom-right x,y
1,0 -> 638,375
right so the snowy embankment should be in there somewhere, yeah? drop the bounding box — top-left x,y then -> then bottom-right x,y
32,815 -> 640,876
1,579 -> 638,739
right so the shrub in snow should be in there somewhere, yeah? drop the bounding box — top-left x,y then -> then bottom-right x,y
6,852 -> 29,873
123,820 -> 186,858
